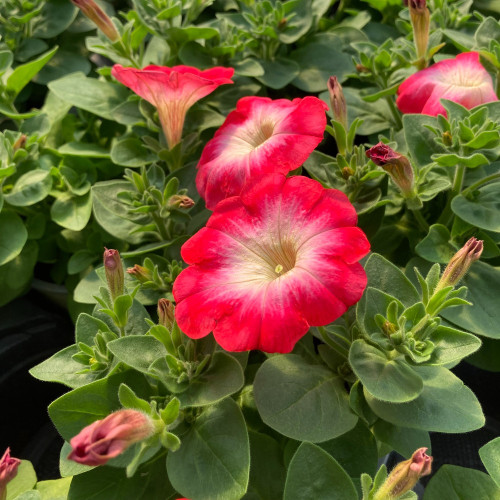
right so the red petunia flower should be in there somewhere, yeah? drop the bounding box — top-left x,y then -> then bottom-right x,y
173,174 -> 370,353
396,52 -> 498,116
111,65 -> 234,149
195,96 -> 328,210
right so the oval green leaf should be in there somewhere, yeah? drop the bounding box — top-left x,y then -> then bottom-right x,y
0,211 -> 27,266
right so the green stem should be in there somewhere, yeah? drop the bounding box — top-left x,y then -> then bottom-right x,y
496,70 -> 500,98
317,326 -> 350,359
332,0 -> 350,23
437,163 -> 466,226
385,95 -> 403,129
461,172 -> 500,197
411,208 -> 429,232
152,212 -> 170,241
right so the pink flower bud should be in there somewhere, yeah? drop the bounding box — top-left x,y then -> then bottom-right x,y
0,448 -> 21,500
158,299 -> 175,330
375,448 -> 433,499
436,237 -> 483,291
327,76 -> 348,130
71,0 -> 120,42
168,194 -> 195,209
104,248 -> 124,301
366,143 -> 415,197
68,410 -> 154,466
127,264 -> 152,284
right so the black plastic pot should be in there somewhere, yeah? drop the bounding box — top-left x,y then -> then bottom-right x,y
0,290 -> 73,479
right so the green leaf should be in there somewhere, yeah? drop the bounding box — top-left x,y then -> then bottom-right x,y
0,212 -> 27,266
451,183 -> 500,232
280,0 -> 313,44
68,250 -> 95,275
6,461 -> 37,500
284,442 -> 357,500
254,354 -> 357,442
167,398 -> 250,500
92,180 -> 145,244
480,437 -> 500,489
6,46 -> 58,97
110,137 -> 156,167
363,253 -> 420,307
415,224 -> 456,263
68,457 -> 174,500
48,73 -> 130,121
59,142 -> 110,158
48,370 -> 152,441
36,477 -> 72,500
32,0 -> 77,38
107,336 -> 167,373
34,50 -> 91,85
365,365 -> 484,433
372,420 -> 431,458
0,240 -> 37,307
4,170 -> 52,207
349,340 -> 424,402
255,57 -> 300,89
290,33 -> 352,92
29,345 -> 96,389
51,192 -> 92,231
423,465 -> 500,500
177,352 -> 244,407
404,114 -> 445,167
441,261 -> 500,339
319,420 -> 379,478
357,287 -> 404,336
433,152 -> 489,169
243,431 -> 286,500
427,325 -> 481,365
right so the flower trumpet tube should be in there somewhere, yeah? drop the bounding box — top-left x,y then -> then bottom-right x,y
196,96 -> 328,210
111,65 -> 234,149
173,174 -> 370,353
396,52 -> 498,116
68,410 -> 155,466
408,0 -> 430,68
0,448 -> 21,500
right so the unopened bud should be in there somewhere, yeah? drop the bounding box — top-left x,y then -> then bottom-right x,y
375,448 -> 432,500
168,195 -> 195,209
12,134 -> 27,151
103,248 -> 124,301
383,321 -> 397,335
327,76 -> 348,130
442,131 -> 453,146
356,63 -> 370,73
158,299 -> 175,330
68,410 -> 155,466
0,448 -> 21,500
366,142 -> 415,197
435,237 -> 483,292
127,264 -> 152,284
408,0 -> 430,65
71,0 -> 120,42
342,167 -> 354,179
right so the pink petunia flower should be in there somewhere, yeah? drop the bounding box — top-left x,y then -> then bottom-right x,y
111,65 -> 234,149
173,174 -> 370,353
68,410 -> 154,466
195,96 -> 328,210
396,52 -> 498,116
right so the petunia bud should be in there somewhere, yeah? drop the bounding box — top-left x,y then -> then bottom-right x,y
0,448 -> 21,500
167,194 -> 195,209
68,410 -> 155,466
375,448 -> 432,500
408,0 -> 430,67
327,76 -> 348,130
127,264 -> 152,284
158,299 -> 175,330
71,0 -> 120,42
366,142 -> 415,198
12,134 -> 27,151
103,248 -> 124,301
435,237 -> 483,292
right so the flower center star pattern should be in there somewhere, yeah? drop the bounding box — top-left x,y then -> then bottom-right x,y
173,174 -> 370,353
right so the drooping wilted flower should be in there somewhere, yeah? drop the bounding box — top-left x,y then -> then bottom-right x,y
174,174 -> 370,353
